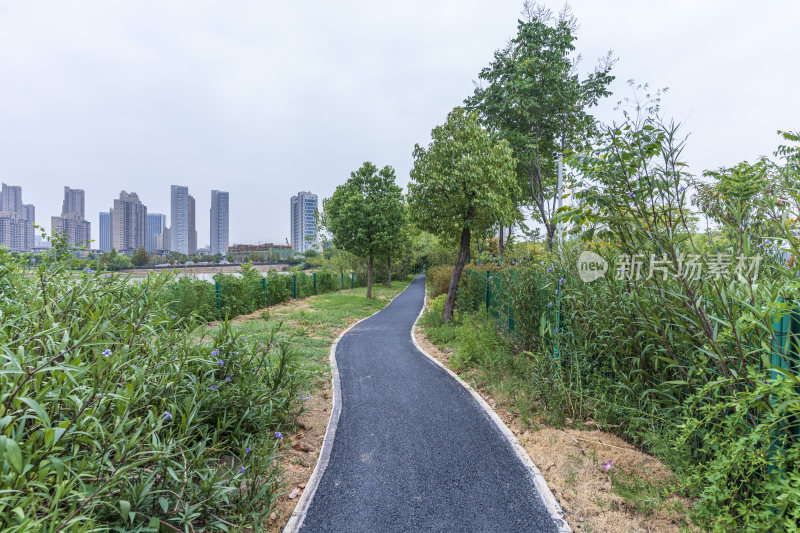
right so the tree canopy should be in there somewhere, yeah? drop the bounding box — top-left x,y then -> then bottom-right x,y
465,3 -> 614,248
408,107 -> 517,321
321,161 -> 405,298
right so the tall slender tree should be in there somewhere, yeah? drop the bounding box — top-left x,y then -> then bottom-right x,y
408,107 -> 518,323
321,162 -> 405,299
466,2 -> 614,249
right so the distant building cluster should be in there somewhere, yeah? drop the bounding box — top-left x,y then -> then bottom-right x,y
1,183 -> 321,260
0,183 -> 35,252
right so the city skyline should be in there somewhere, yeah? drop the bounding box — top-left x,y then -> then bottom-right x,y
2,2 -> 797,246
0,182 -> 246,253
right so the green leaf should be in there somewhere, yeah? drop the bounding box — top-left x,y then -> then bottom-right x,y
120,499 -> 130,522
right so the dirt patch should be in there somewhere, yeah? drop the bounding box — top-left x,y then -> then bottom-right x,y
414,326 -> 695,533
229,298 -> 313,325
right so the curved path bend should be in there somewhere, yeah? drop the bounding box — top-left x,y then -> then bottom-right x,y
294,276 -> 566,533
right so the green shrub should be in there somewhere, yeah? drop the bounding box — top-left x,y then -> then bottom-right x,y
0,251 -> 303,530
426,265 -> 453,298
429,294 -> 447,314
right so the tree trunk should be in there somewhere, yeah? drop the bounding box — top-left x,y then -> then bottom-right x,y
387,255 -> 392,288
499,225 -> 505,259
442,226 -> 470,323
367,250 -> 373,299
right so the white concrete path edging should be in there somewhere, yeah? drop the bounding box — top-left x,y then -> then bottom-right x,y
283,282 -> 416,533
410,299 -> 572,533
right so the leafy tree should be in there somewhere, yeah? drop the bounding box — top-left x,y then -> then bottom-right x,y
693,160 -> 778,253
321,161 -> 405,298
303,249 -> 318,258
131,246 -> 150,267
465,2 -> 614,249
408,107 -> 518,322
108,253 -> 132,270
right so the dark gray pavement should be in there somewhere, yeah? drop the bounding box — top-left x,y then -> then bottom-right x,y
300,276 -> 561,532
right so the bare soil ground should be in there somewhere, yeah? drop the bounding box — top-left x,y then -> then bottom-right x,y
414,331 -> 696,533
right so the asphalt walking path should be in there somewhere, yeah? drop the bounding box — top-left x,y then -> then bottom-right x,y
299,276 -> 561,532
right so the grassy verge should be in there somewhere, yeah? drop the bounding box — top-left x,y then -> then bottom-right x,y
417,304 -> 696,533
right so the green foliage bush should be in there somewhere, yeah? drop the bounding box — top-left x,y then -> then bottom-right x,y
426,265 -> 453,298
429,294 -> 447,314
0,250 -> 304,530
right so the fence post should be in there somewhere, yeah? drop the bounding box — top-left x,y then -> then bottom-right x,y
215,281 -> 221,310
292,274 -> 297,299
313,273 -> 317,295
261,277 -> 267,307
508,269 -> 515,332
485,270 -> 490,315
351,272 -> 354,289
554,286 -> 561,360
341,272 -> 344,290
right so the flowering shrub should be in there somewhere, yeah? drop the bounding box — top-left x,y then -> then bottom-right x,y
0,249 -> 304,530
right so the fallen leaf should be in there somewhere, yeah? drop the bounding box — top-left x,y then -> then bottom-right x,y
288,487 -> 301,499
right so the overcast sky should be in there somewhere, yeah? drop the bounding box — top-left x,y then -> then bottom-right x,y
1,0 -> 798,246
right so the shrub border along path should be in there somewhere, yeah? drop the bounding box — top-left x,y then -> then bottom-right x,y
284,276 -> 569,532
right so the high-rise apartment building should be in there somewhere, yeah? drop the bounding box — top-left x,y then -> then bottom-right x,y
62,187 -> 85,219
210,190 -> 229,255
290,191 -> 318,254
22,204 -> 35,223
147,213 -> 167,252
188,194 -> 197,255
99,211 -> 111,251
51,187 -> 90,248
0,183 -> 35,252
170,185 -> 189,254
111,191 -> 147,252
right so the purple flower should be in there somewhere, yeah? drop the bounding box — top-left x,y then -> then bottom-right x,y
548,302 -> 553,307
305,397 -> 310,402
211,385 -> 216,391
163,412 -> 173,420
240,466 -> 246,473
104,274 -> 111,278
555,289 -> 559,295
628,192 -> 635,198
559,278 -> 565,285
85,267 -> 93,273
275,432 -> 283,439
207,326 -> 212,330
245,446 -> 251,454
171,315 -> 176,319
547,268 -> 553,272
603,460 -> 614,473
218,360 -> 224,366
756,244 -> 763,249
102,349 -> 112,356
211,349 -> 219,356
226,377 -> 231,382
